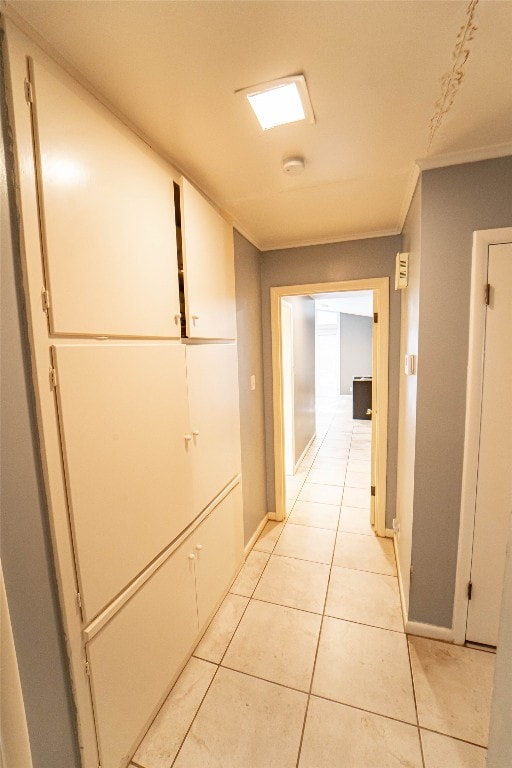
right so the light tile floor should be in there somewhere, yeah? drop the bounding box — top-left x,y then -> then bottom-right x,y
131,395 -> 494,768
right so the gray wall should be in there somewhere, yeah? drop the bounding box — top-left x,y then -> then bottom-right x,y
409,156 -> 512,627
288,295 -> 316,464
0,37 -> 80,767
233,231 -> 268,545
260,235 -> 401,520
339,313 -> 372,395
488,511 -> 512,768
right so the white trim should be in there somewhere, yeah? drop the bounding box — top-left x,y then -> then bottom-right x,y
244,514 -> 269,557
393,533 -> 409,631
385,528 -> 394,538
406,621 -> 454,642
453,227 -> 512,645
397,164 -> 420,234
259,227 -> 400,253
270,278 -> 389,538
416,144 -> 512,172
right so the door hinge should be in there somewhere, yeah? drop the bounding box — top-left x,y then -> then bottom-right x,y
24,78 -> 33,105
41,288 -> 50,313
467,581 -> 473,600
49,366 -> 57,391
484,283 -> 491,306
373,312 -> 379,323
77,591 -> 82,609
370,485 -> 376,497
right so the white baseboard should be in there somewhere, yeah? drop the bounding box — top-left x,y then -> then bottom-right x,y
244,514 -> 269,557
385,528 -> 394,538
294,432 -> 317,473
405,620 -> 454,642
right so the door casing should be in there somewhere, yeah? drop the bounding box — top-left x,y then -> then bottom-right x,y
270,278 -> 389,537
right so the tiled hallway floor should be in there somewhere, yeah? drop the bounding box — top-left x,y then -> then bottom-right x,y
131,396 -> 494,768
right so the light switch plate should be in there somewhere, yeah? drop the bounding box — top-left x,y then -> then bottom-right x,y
404,354 -> 416,376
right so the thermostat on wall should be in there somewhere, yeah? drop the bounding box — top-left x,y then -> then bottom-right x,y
395,252 -> 409,289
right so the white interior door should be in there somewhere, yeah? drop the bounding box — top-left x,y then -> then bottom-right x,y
466,242 -> 512,646
281,301 -> 295,475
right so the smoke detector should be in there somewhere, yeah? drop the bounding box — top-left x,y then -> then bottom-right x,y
282,156 -> 305,175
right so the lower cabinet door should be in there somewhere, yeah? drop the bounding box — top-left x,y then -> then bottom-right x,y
193,484 -> 244,630
86,538 -> 198,768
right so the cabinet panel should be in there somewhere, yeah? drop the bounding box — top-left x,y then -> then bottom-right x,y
194,484 -> 244,629
31,59 -> 180,337
54,344 -> 193,621
87,540 -> 198,768
180,178 -> 236,339
186,344 -> 242,514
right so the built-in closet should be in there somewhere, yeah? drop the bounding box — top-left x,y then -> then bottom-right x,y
4,20 -> 243,768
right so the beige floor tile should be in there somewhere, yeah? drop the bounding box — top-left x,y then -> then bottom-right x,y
306,467 -> 346,486
297,482 -> 344,506
325,566 -> 403,631
274,523 -> 336,565
344,470 -> 370,488
312,617 -> 416,723
222,600 -> 321,691
409,637 -> 495,746
421,730 -> 487,768
253,520 -> 284,553
309,456 -> 347,472
317,446 -> 350,460
299,696 -> 423,768
342,486 -> 371,508
253,555 -> 330,614
347,458 -> 371,473
288,500 -> 340,530
173,667 -> 307,768
194,593 -> 249,664
339,505 -> 374,535
133,657 -> 216,768
333,531 -> 397,575
230,550 -> 270,597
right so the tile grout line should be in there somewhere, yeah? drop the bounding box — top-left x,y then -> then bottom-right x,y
294,409 -> 349,768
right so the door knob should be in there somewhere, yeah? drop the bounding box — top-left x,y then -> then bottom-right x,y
366,408 -> 372,416
195,544 -> 203,552
188,554 -> 195,561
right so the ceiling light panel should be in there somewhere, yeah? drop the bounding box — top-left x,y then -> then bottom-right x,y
240,75 -> 315,130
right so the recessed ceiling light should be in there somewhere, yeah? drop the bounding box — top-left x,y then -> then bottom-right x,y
238,75 -> 315,131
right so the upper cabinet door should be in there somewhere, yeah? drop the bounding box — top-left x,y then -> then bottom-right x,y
180,178 -> 237,339
30,59 -> 181,338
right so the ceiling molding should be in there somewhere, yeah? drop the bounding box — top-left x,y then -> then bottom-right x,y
397,164 -> 421,234
417,143 -> 512,171
260,227 -> 402,253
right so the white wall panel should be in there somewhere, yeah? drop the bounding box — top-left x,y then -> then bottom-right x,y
186,344 -> 242,514
180,178 -> 236,339
87,540 -> 198,768
53,343 -> 193,621
31,59 -> 180,338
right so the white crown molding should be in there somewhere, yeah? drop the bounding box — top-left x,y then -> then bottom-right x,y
397,164 -> 421,233
416,143 -> 512,172
259,227 -> 401,253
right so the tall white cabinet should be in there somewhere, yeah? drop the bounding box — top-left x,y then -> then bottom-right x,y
4,22 -> 243,768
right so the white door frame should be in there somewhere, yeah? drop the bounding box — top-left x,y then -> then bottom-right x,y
270,278 -> 389,537
281,300 -> 296,476
453,227 -> 512,645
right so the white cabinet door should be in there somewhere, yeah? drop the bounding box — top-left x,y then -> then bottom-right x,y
87,540 -> 198,768
30,59 -> 180,338
186,344 -> 242,514
180,178 -> 236,340
194,484 -> 244,629
53,343 -> 194,622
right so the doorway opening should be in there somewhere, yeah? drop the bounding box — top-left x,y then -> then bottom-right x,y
271,278 -> 389,537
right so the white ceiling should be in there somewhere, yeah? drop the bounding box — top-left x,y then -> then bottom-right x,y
6,0 -> 512,251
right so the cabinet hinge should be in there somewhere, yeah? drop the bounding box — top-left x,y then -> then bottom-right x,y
77,591 -> 82,609
49,367 -> 57,391
41,288 -> 50,313
85,660 -> 91,676
24,78 -> 33,105
467,581 -> 473,600
373,312 -> 379,323
484,283 -> 491,306
370,485 -> 376,497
